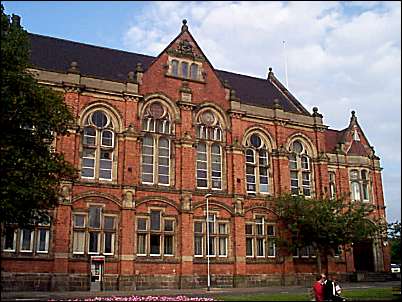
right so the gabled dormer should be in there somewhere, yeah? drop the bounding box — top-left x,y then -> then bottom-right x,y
140,20 -> 228,109
337,111 -> 375,158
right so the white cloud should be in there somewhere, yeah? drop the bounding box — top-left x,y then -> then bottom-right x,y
122,1 -> 401,222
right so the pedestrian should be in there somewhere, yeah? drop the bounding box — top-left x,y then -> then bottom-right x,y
323,273 -> 335,301
312,274 -> 325,301
332,277 -> 346,302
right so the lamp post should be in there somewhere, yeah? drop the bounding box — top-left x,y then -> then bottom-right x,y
205,193 -> 212,291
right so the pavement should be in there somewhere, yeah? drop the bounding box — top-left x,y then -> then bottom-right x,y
1,281 -> 400,301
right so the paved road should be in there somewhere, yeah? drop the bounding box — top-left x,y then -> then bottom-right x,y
1,281 -> 400,301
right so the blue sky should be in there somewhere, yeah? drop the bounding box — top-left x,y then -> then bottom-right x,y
3,1 -> 401,223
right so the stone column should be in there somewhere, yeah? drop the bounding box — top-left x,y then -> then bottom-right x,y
51,187 -> 72,291
179,192 -> 194,288
118,189 -> 136,290
232,197 -> 246,287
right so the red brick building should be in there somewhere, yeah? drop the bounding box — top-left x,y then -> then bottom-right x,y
1,20 -> 390,291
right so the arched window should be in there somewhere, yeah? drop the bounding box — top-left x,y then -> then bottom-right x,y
245,133 -> 270,194
196,110 -> 223,190
289,140 -> 311,196
171,60 -> 179,77
349,169 -> 371,202
190,63 -> 198,80
141,102 -> 172,186
329,171 -> 336,200
81,109 -> 115,181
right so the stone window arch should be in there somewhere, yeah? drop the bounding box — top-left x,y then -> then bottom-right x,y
288,139 -> 313,196
349,169 -> 371,202
244,131 -> 273,195
195,109 -> 225,190
80,107 -> 119,182
141,101 -> 173,186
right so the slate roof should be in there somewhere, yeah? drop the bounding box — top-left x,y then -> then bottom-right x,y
28,33 -> 310,115
325,128 -> 346,152
347,140 -> 370,156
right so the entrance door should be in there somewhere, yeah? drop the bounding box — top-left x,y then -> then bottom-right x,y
90,258 -> 104,291
353,240 -> 374,272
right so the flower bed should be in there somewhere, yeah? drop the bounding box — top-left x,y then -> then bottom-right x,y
51,296 -> 215,301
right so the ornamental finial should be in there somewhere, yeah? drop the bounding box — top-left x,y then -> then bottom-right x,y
181,19 -> 188,32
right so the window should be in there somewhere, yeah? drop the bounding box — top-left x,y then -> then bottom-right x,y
169,59 -> 201,80
329,171 -> 336,200
36,228 -> 50,253
3,227 -> 17,252
136,210 -> 175,257
141,102 -> 172,186
289,140 -> 312,196
190,63 -> 198,80
245,217 -> 276,258
349,169 -> 371,202
2,224 -> 51,254
293,245 -> 316,258
245,133 -> 270,194
81,110 -> 115,181
171,60 -> 179,77
72,207 -> 117,255
196,110 -> 224,190
181,62 -> 189,79
194,214 -> 229,258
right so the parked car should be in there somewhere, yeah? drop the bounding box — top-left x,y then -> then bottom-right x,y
391,263 -> 401,273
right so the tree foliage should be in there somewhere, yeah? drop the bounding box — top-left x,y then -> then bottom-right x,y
0,5 -> 77,226
388,221 -> 401,264
274,193 -> 386,273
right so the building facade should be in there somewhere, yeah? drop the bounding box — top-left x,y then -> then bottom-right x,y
1,21 -> 391,291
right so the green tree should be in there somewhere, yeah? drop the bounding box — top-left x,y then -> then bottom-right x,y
274,193 -> 386,274
388,221 -> 401,264
0,5 -> 77,226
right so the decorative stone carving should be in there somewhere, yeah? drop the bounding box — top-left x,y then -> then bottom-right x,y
181,192 -> 192,211
59,183 -> 72,204
67,61 -> 80,74
234,197 -> 244,215
123,124 -> 139,138
123,189 -> 135,208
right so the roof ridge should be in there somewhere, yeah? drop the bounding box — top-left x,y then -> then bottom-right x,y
216,69 -> 268,81
28,32 -> 155,59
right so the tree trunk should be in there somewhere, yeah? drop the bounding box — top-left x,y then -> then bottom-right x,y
316,248 -> 322,274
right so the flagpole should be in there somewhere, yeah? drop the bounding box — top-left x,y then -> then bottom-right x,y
283,40 -> 289,88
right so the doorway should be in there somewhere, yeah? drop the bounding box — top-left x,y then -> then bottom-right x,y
90,256 -> 104,291
353,240 -> 374,272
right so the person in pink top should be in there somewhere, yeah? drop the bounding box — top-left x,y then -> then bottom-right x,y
313,274 -> 325,301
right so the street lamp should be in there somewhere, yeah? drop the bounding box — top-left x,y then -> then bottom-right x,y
205,193 -> 212,291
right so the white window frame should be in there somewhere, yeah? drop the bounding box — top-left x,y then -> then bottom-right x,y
158,137 -> 171,186
194,221 -> 204,257
289,141 -> 312,197
99,150 -> 113,181
88,231 -> 101,255
196,143 -> 209,189
81,148 -> 96,179
73,231 -> 86,255
3,228 -> 17,252
36,229 -> 50,253
19,229 -> 34,252
245,223 -> 254,258
100,129 -> 114,148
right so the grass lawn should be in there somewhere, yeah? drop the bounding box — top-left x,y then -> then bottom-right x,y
216,287 -> 399,301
